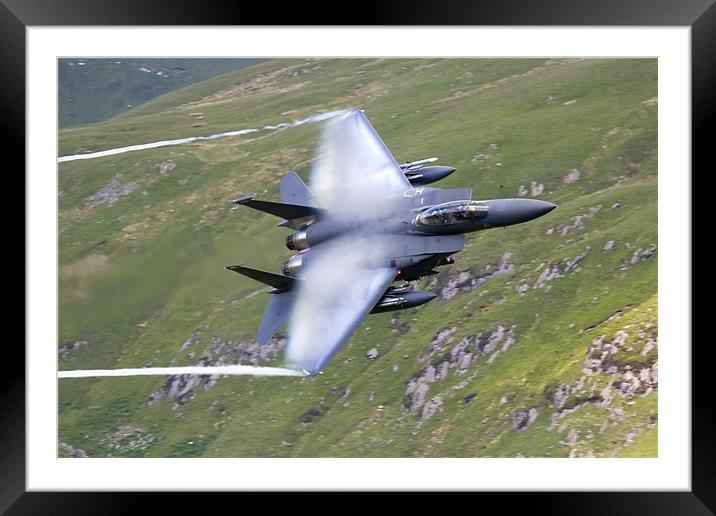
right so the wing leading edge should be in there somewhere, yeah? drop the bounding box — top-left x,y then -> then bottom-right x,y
309,110 -> 411,215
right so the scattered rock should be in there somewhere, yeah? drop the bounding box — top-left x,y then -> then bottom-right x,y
533,246 -> 591,289
620,245 -> 658,271
58,340 -> 89,360
59,441 -> 89,458
546,205 -> 602,237
517,185 -> 528,197
611,202 -> 622,209
425,327 -> 458,358
437,253 -> 514,301
582,329 -> 658,397
552,383 -> 572,409
563,169 -> 581,184
86,173 -> 137,207
566,428 -> 579,443
421,396 -> 444,422
101,425 -> 156,453
641,97 -> 658,109
147,335 -> 286,408
530,181 -> 544,197
157,161 -> 176,175
404,325 -> 516,413
603,240 -> 615,251
366,348 -> 380,360
512,408 -> 539,431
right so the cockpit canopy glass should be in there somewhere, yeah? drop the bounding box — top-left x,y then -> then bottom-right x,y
416,200 -> 489,225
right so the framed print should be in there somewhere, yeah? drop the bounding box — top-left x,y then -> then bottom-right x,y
9,0 -> 708,513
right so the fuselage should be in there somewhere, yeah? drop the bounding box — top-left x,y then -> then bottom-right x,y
285,195 -> 557,252
281,190 -> 556,284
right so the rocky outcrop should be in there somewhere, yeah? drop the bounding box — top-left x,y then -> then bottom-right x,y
424,326 -> 457,359
58,340 -> 88,360
86,173 -> 137,207
403,325 -> 516,416
437,253 -> 514,301
147,335 -> 286,408
642,97 -> 658,109
422,396 -> 444,422
157,160 -> 176,175
620,244 -> 657,271
59,441 -> 89,458
512,408 -> 539,431
582,331 -> 658,397
533,246 -> 591,289
549,318 -> 658,433
101,425 -> 156,453
545,205 -> 601,237
530,181 -> 544,197
563,168 -> 581,183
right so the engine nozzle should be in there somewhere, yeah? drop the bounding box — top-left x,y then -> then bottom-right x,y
285,229 -> 309,251
281,254 -> 306,277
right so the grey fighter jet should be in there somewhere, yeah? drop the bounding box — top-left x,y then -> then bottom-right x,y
227,110 -> 556,376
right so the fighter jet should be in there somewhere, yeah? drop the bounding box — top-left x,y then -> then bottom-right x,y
57,110 -> 556,381
227,109 -> 556,376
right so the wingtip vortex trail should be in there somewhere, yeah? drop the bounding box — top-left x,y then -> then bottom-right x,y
58,365 -> 307,378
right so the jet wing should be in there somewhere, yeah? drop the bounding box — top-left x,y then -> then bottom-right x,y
285,237 -> 398,375
310,110 -> 411,215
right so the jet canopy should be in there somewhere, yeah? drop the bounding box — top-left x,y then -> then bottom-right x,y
416,200 -> 488,225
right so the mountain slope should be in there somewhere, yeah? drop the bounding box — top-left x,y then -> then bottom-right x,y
59,58 -> 264,128
58,58 -> 657,458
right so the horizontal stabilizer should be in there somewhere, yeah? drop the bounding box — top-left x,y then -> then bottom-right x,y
233,196 -> 324,221
225,264 -> 296,292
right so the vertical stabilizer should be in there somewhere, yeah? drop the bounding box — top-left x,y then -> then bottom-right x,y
280,171 -> 315,206
256,291 -> 295,344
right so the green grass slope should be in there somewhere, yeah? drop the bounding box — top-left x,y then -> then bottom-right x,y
58,58 -> 657,458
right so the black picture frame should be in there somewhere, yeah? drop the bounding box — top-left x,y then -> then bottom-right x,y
8,0 -> 707,513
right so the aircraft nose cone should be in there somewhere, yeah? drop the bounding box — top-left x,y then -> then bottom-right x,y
509,199 -> 557,222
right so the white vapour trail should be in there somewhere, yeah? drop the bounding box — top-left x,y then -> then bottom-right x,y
57,109 -> 349,163
58,365 -> 306,378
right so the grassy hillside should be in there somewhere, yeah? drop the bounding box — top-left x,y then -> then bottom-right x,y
59,58 -> 264,128
58,58 -> 657,458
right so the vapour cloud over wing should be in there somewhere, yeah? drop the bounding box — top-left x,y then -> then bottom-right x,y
309,110 -> 411,218
285,236 -> 397,375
